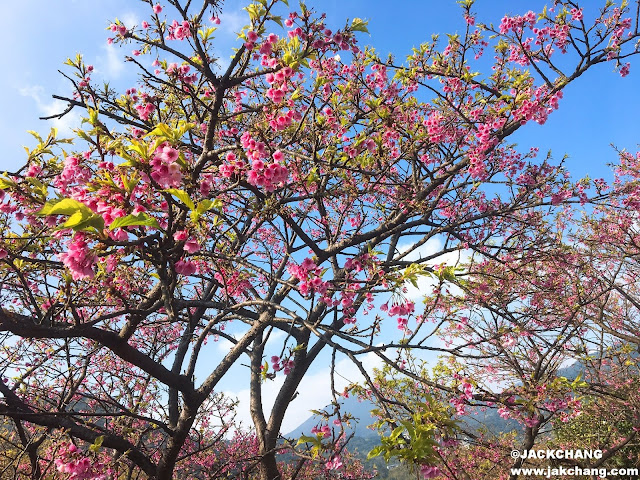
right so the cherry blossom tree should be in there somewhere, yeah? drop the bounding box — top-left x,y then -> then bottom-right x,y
0,0 -> 639,479
359,149 -> 640,479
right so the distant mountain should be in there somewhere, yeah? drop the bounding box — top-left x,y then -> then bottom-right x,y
284,393 -> 520,439
285,360 -> 588,440
285,395 -> 380,439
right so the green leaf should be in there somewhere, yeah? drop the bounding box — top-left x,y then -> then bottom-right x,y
87,108 -> 99,126
37,198 -> 105,233
390,426 -> 405,441
164,189 -> 195,210
63,211 -> 88,229
306,167 -> 319,187
350,18 -> 369,33
145,123 -> 173,139
121,174 -> 140,193
191,199 -> 219,222
109,213 -> 160,231
198,199 -> 214,213
89,435 -> 105,452
38,198 -> 92,217
69,215 -> 105,233
0,177 -> 16,190
296,435 -> 318,446
127,140 -> 150,160
367,446 -> 383,460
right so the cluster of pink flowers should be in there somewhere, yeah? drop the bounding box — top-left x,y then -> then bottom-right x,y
497,405 -> 511,419
543,396 -> 569,413
175,259 -> 197,275
288,257 -> 329,297
219,151 -> 246,178
135,102 -> 155,121
344,256 -> 365,272
570,8 -> 583,21
268,109 -> 302,132
603,10 -> 632,60
270,355 -> 295,375
108,23 -> 128,37
58,233 -> 97,280
420,465 -> 441,479
619,62 -> 631,77
265,65 -> 296,103
465,116 -> 507,179
240,131 -> 268,160
56,156 -> 92,191
166,63 -> 198,84
26,163 -> 42,178
174,230 -> 200,253
243,30 -> 259,50
460,380 -> 473,401
95,200 -> 126,227
381,300 -> 415,330
214,267 -> 252,298
166,19 -> 191,41
247,157 -> 289,192
342,136 -> 376,160
256,32 -> 279,56
325,455 -> 343,470
521,22 -> 571,57
512,87 -> 563,126
423,112 -> 447,143
54,443 -> 110,480
311,424 -> 331,438
150,144 -> 182,187
239,136 -> 289,191
499,11 -> 536,34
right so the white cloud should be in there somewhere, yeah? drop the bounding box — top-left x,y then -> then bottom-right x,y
219,9 -> 247,36
120,12 -> 141,30
396,237 -> 471,301
98,43 -> 126,79
209,6 -> 248,73
19,85 -> 81,136
225,351 -> 382,434
214,336 -> 236,354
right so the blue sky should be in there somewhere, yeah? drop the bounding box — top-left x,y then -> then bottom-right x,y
4,0 -> 638,180
2,0 -> 639,432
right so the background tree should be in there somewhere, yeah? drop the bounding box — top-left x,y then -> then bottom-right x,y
361,135 -> 640,478
0,0 -> 638,479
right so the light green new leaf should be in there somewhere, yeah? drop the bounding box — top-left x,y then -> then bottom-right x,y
89,435 -> 105,453
0,177 -> 16,190
367,446 -> 384,460
109,213 -> 160,231
37,198 -> 93,217
351,18 -> 369,33
296,435 -> 319,446
145,123 -> 173,139
164,189 -> 195,210
66,214 -> 105,233
37,198 -> 105,233
63,211 -> 87,229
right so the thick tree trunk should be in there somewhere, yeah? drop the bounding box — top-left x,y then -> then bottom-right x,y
258,451 -> 282,480
156,405 -> 197,480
